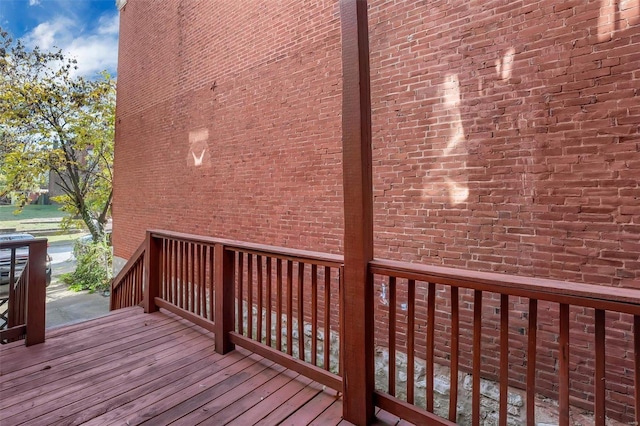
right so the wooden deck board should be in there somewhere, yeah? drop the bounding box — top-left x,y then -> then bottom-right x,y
278,387 -> 344,425
2,318 -> 202,399
1,307 -> 353,426
4,331 -> 220,424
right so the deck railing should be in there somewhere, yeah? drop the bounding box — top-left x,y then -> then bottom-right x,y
110,242 -> 145,310
138,230 -> 344,392
370,259 -> 640,426
0,239 -> 47,346
225,242 -> 344,391
111,230 -> 640,425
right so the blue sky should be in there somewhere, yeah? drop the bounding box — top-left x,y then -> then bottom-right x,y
0,0 -> 119,78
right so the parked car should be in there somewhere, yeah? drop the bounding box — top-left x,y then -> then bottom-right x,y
78,230 -> 112,246
0,233 -> 52,287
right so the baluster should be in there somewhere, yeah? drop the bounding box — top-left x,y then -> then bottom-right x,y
287,260 -> 293,355
500,294 -> 509,426
266,257 -> 273,347
247,253 -> 254,339
257,255 -> 263,343
449,286 -> 459,421
472,290 -> 482,426
298,262 -> 305,361
527,298 -> 538,426
407,279 -> 415,404
388,276 -> 396,397
324,266 -> 331,371
208,245 -> 214,320
559,304 -> 570,426
634,315 -> 640,426
311,264 -> 318,366
276,259 -> 283,351
237,252 -> 244,335
189,243 -> 195,313
594,309 -> 605,426
427,282 -> 435,412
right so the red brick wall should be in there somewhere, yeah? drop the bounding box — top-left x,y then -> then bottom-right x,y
114,0 -> 344,257
368,0 -> 639,288
116,0 -> 639,285
115,0 -> 640,421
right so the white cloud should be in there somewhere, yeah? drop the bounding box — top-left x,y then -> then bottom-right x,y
23,17 -> 75,51
97,14 -> 119,35
66,34 -> 118,77
21,13 -> 119,78
29,0 -> 41,6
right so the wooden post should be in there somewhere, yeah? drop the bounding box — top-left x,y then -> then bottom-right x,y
25,239 -> 47,346
143,231 -> 160,313
214,244 -> 235,354
341,0 -> 375,424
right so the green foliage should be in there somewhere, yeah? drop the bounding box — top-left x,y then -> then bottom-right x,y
61,239 -> 113,293
0,27 -> 115,241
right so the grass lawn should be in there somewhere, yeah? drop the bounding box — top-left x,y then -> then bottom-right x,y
0,205 -> 90,244
48,233 -> 83,245
0,204 -> 64,221
0,204 -> 72,233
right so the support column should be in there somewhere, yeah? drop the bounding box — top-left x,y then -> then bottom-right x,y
25,239 -> 47,346
143,231 -> 160,313
340,0 -> 375,424
214,243 -> 235,354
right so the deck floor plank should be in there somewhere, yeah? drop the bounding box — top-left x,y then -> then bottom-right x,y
45,306 -> 142,339
3,327 -> 218,424
310,399 -> 346,425
252,377 -> 325,425
54,346 -> 232,426
1,317 -> 197,396
0,313 -> 175,382
278,387 -> 344,425
145,356 -> 278,425
225,373 -> 314,425
79,350 -> 253,426
0,310 -> 174,374
186,364 -> 298,425
0,307 -> 354,426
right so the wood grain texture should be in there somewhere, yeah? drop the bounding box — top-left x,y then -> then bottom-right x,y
340,0 -> 375,423
0,307 -> 348,426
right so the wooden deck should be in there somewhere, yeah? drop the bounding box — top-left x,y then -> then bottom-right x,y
0,307 -> 406,426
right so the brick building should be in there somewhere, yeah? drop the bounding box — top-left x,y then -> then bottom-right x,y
114,0 -> 640,422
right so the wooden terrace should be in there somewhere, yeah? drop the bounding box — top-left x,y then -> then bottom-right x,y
2,2 -> 640,425
0,306 -> 407,426
4,230 -> 640,425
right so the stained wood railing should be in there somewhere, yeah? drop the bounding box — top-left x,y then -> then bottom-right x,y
134,230 -> 344,391
110,242 -> 145,310
370,259 -> 640,426
111,230 -> 640,425
0,239 -> 47,346
225,243 -> 344,391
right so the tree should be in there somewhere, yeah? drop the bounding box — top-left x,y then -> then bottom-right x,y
0,28 -> 115,241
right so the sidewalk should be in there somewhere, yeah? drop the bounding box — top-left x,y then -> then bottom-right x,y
46,279 -> 110,329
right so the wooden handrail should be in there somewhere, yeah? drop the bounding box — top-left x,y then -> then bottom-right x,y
148,229 -> 343,267
111,241 -> 145,290
110,239 -> 146,310
370,258 -> 640,313
371,258 -> 640,425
